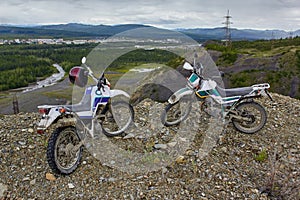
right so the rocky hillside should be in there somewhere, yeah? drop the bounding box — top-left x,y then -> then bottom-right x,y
0,93 -> 299,199
205,39 -> 300,99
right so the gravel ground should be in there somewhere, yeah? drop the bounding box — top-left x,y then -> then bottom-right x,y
0,93 -> 299,199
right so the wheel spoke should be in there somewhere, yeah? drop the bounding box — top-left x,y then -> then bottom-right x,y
55,129 -> 81,170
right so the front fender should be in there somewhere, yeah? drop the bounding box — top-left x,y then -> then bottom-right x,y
168,87 -> 193,104
110,89 -> 130,98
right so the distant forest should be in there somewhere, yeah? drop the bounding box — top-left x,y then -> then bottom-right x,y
0,43 -> 96,91
0,43 -> 182,91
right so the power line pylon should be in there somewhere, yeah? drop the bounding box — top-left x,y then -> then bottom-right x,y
223,9 -> 233,47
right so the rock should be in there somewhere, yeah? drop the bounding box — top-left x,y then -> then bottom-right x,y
30,179 -> 36,185
28,128 -> 34,133
185,150 -> 195,156
18,141 -> 26,146
68,183 -> 75,189
162,167 -> 168,174
221,147 -> 228,153
110,160 -> 115,165
0,183 -> 8,198
154,144 -> 168,150
176,156 -> 186,164
167,141 -> 177,147
167,178 -> 173,184
22,177 -> 30,181
108,177 -> 116,182
45,173 -> 56,181
123,133 -> 135,139
140,117 -> 147,122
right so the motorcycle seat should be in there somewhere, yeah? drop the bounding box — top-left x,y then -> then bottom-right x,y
216,85 -> 253,97
65,103 -> 90,112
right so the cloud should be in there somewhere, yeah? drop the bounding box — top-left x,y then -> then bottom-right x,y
0,0 -> 299,30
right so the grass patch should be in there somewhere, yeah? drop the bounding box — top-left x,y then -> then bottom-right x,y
254,149 -> 268,162
42,87 -> 73,100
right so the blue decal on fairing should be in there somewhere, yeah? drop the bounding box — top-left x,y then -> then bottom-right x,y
79,116 -> 93,119
93,97 -> 110,110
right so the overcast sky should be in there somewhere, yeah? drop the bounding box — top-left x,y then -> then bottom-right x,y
1,0 -> 299,30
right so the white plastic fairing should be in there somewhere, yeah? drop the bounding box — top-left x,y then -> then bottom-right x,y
183,62 -> 193,71
200,80 -> 217,91
110,89 -> 130,98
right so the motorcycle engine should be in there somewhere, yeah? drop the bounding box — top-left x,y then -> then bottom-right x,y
201,97 -> 222,118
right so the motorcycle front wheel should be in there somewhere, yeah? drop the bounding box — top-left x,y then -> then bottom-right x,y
232,101 -> 267,134
100,101 -> 134,137
47,126 -> 82,175
161,98 -> 192,126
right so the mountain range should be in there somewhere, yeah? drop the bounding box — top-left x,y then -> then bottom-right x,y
0,23 -> 299,41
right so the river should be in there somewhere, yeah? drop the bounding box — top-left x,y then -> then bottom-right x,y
22,64 -> 65,93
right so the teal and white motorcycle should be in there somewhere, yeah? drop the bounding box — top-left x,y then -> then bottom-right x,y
161,61 -> 273,134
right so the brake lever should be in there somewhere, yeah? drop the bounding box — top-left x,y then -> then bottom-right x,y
97,82 -> 104,92
97,75 -> 106,92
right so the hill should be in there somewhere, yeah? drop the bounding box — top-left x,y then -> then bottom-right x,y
0,25 -> 98,38
37,23 -> 149,36
1,23 -> 299,40
204,38 -> 300,99
181,27 -> 294,41
0,24 -> 149,39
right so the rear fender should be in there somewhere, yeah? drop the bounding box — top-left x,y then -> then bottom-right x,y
37,107 -> 62,131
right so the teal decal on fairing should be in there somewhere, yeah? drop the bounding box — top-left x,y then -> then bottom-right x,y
188,73 -> 198,82
223,96 -> 240,102
209,89 -> 221,97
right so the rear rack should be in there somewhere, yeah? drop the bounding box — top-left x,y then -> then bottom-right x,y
251,83 -> 270,89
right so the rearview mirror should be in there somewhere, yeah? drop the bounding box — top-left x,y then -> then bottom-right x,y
183,62 -> 193,71
81,57 -> 86,64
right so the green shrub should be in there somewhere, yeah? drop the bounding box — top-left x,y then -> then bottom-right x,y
254,149 -> 268,162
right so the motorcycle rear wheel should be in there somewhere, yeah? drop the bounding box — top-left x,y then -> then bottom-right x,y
232,101 -> 267,134
47,126 -> 82,175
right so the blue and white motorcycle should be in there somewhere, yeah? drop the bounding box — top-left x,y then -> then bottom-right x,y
161,61 -> 273,134
37,57 -> 134,174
